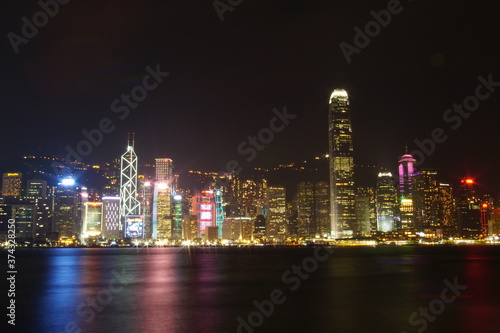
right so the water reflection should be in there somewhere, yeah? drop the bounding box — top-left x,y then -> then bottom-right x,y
37,249 -> 84,333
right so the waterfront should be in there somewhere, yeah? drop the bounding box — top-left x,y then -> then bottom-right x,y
5,246 -> 500,333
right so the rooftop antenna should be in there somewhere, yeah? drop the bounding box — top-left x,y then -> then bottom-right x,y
405,141 -> 408,154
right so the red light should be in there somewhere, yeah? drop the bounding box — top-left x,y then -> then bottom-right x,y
482,203 -> 488,208
464,179 -> 474,185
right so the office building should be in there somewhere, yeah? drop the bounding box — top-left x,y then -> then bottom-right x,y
82,202 -> 103,239
457,178 -> 481,238
376,172 -> 397,232
2,173 -> 22,197
266,186 -> 287,241
413,169 -> 440,237
398,153 -> 416,234
102,196 -> 120,239
329,89 -> 356,238
355,187 -> 376,236
26,179 -> 48,199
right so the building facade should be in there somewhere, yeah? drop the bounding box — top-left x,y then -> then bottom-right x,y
329,89 -> 356,238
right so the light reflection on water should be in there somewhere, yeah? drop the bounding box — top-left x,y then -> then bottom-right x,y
11,246 -> 500,333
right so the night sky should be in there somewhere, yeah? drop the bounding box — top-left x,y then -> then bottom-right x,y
2,0 -> 499,192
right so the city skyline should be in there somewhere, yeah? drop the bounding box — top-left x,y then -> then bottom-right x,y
2,1 -> 500,193
3,2 -> 500,333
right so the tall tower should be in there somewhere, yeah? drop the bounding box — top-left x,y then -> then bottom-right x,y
153,158 -> 174,241
457,178 -> 481,238
155,158 -> 173,186
413,169 -> 440,236
265,185 -> 287,242
120,134 -> 141,233
329,89 -> 355,238
376,172 -> 397,232
398,153 -> 416,233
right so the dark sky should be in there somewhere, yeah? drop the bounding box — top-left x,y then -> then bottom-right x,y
1,0 -> 499,192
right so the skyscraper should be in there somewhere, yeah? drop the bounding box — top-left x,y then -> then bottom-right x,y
297,182 -> 314,238
172,194 -> 183,240
102,196 -> 120,239
437,183 -> 457,238
120,136 -> 142,238
152,158 -> 174,241
398,153 -> 416,234
296,181 -> 330,239
329,89 -> 355,238
155,158 -> 174,186
53,178 -> 86,240
153,182 -> 173,240
191,191 -> 215,239
457,178 -> 481,238
2,173 -> 22,197
265,185 -> 287,242
315,182 -> 331,237
376,172 -> 397,232
413,169 -> 440,236
355,187 -> 376,236
82,202 -> 103,239
26,179 -> 48,199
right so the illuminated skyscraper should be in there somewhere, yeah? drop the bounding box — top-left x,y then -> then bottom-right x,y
53,178 -> 77,238
398,153 -> 416,233
355,187 -> 376,236
265,186 -> 287,241
172,194 -> 183,240
376,172 -> 397,232
414,169 -> 440,236
296,182 -> 330,238
191,191 -> 216,239
120,136 -> 141,218
2,173 -> 22,197
53,178 -> 87,240
315,182 -> 331,237
139,177 -> 154,239
82,202 -> 103,239
437,183 -> 457,237
215,189 -> 224,239
226,177 -> 267,218
329,89 -> 356,238
26,179 -> 48,199
102,196 -> 120,239
457,178 -> 481,238
297,182 -> 314,238
120,135 -> 142,238
155,158 -> 173,186
152,158 -> 174,241
153,182 -> 173,240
